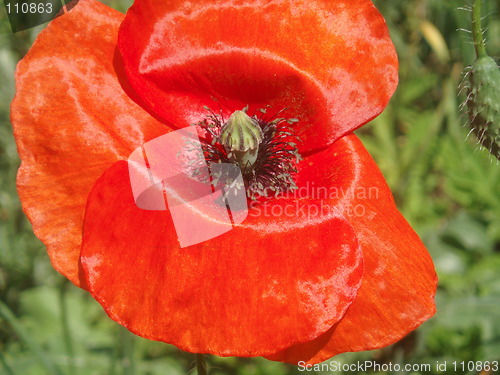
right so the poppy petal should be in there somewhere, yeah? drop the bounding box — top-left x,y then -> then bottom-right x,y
11,0 -> 168,287
118,0 -> 398,152
266,134 -> 437,364
80,160 -> 364,356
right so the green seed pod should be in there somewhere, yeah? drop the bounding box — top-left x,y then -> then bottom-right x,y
464,55 -> 500,160
219,110 -> 263,168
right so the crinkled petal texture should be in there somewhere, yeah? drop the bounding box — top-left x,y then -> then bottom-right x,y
118,0 -> 398,152
11,0 -> 168,286
265,134 -> 437,364
80,133 -> 436,359
80,159 -> 364,356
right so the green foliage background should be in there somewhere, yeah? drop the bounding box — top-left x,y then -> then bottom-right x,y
1,0 -> 499,374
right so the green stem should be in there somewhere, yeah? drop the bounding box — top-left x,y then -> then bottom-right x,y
120,327 -> 136,375
108,326 -> 120,375
472,0 -> 487,58
59,279 -> 75,374
195,354 -> 208,375
0,300 -> 64,375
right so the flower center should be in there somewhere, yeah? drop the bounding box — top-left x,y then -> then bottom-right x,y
219,110 -> 263,168
195,107 -> 302,200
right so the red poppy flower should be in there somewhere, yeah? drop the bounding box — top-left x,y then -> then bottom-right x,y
11,0 -> 437,365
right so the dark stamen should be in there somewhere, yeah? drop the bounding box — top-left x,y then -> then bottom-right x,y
193,107 -> 302,200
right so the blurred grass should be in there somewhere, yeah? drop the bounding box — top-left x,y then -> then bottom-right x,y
1,0 -> 500,374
